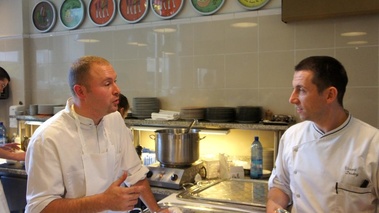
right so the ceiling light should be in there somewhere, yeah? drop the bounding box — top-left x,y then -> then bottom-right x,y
231,22 -> 257,28
153,28 -> 176,33
76,39 -> 100,43
340,32 -> 367,37
347,40 -> 368,45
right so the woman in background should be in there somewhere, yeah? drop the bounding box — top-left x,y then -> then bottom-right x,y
118,93 -> 129,119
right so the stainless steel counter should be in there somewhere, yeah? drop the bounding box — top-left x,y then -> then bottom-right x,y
0,162 -> 26,176
0,162 -> 178,198
15,116 -> 290,131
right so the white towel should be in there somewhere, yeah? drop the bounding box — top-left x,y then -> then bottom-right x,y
151,110 -> 180,120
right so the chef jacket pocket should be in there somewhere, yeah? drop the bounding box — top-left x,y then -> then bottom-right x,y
335,182 -> 375,212
65,169 -> 85,198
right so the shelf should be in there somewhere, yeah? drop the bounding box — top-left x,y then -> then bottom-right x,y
124,119 -> 289,131
15,115 -> 290,131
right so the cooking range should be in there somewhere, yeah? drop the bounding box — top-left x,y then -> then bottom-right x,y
147,161 -> 205,189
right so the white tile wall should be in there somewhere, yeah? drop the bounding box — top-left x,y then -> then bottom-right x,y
0,2 -> 378,146
0,14 -> 379,126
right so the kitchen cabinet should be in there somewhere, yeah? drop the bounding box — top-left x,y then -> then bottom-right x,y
282,0 -> 379,22
0,162 -> 27,213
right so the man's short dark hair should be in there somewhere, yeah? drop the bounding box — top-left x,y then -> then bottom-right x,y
295,56 -> 348,107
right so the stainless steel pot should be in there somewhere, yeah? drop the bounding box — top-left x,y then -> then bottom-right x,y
150,128 -> 204,167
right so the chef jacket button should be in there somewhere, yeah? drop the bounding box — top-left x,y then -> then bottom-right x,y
296,194 -> 300,198
294,170 -> 297,174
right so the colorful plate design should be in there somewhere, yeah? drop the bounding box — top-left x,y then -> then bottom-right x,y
190,0 -> 225,15
88,0 -> 116,26
119,0 -> 149,23
32,1 -> 57,33
150,0 -> 184,19
60,0 -> 85,29
237,0 -> 270,10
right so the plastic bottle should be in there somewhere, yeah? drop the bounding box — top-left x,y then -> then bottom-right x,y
0,122 -> 7,146
250,136 -> 263,179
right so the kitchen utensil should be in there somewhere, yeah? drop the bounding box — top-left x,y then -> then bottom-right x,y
29,105 -> 38,115
150,128 -> 204,167
186,119 -> 197,133
205,107 -> 235,122
38,104 -> 61,115
236,106 -> 262,123
180,107 -> 205,120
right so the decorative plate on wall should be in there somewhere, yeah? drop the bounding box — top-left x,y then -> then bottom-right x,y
237,0 -> 270,10
150,0 -> 184,19
190,0 -> 225,15
88,0 -> 116,26
119,0 -> 149,23
60,0 -> 85,29
32,0 -> 57,33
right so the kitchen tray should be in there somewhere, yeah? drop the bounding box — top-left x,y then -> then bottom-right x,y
177,179 -> 268,208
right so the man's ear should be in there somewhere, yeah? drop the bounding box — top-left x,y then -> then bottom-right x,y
326,86 -> 338,103
73,84 -> 86,98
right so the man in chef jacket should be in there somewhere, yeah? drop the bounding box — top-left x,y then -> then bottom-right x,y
25,56 -> 176,213
266,56 -> 379,213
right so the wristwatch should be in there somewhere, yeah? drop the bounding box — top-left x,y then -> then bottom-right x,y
275,208 -> 290,213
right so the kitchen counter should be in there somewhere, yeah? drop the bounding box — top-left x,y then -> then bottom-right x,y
125,118 -> 289,131
0,162 -> 179,198
15,115 -> 290,131
0,162 -> 26,177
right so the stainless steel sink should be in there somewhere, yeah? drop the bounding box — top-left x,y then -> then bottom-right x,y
143,202 -> 264,213
143,179 -> 267,213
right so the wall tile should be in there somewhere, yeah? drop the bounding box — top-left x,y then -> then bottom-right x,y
259,51 -> 294,88
295,20 -> 335,49
335,15 -> 379,47
259,15 -> 295,52
336,47 -> 378,87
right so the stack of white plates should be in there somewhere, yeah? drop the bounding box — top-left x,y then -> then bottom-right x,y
132,97 -> 160,119
180,107 -> 205,120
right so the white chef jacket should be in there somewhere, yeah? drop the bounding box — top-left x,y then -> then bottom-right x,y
269,114 -> 379,213
25,98 -> 149,213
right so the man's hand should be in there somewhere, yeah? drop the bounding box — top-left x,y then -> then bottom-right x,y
102,172 -> 145,211
1,142 -> 21,151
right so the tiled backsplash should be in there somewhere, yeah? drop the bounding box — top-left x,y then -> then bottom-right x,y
27,12 -> 379,127
0,2 -> 378,131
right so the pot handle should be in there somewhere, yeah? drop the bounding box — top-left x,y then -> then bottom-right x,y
149,134 -> 156,140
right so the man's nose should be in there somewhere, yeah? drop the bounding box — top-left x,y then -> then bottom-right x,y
289,91 -> 297,104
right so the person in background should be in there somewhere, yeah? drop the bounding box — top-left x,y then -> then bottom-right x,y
0,66 -> 25,212
0,66 -> 10,93
117,94 -> 143,160
118,93 -> 129,119
25,56 -> 176,213
266,56 -> 379,213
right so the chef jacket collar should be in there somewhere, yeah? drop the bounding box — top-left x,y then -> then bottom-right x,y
66,97 -> 103,130
312,113 -> 352,138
